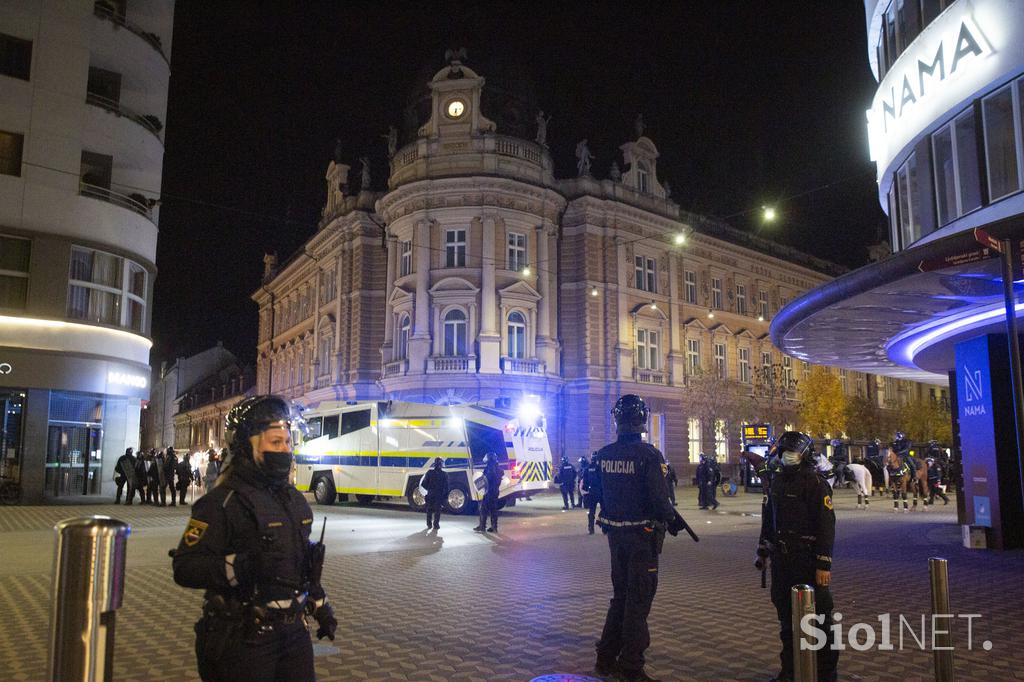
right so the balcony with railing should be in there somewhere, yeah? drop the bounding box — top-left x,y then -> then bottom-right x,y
93,1 -> 169,64
634,368 -> 667,385
79,181 -> 153,219
86,91 -> 164,141
428,356 -> 473,373
501,357 -> 544,375
383,359 -> 407,378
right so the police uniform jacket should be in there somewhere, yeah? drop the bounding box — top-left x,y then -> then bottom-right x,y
481,462 -> 502,502
135,458 -> 149,486
172,457 -> 316,605
832,443 -> 849,464
707,460 -> 722,486
595,435 -> 676,528
759,462 -> 835,571
176,460 -> 193,488
421,467 -> 449,502
557,461 -> 577,489
163,452 -> 177,485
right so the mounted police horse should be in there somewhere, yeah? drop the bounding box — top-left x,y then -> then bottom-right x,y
812,454 -> 872,509
885,451 -> 929,512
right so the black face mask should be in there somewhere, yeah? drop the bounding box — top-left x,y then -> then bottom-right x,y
259,451 -> 293,482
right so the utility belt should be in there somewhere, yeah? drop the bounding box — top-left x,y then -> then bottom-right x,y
596,517 -> 653,529
201,592 -> 308,632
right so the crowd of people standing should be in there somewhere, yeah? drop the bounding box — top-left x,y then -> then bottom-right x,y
114,446 -> 225,506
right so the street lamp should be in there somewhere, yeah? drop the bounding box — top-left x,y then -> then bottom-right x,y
761,205 -> 777,223
522,266 -> 531,277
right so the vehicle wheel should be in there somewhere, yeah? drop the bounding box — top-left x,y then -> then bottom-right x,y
407,486 -> 426,512
312,477 -> 336,505
445,484 -> 474,515
355,494 -> 375,505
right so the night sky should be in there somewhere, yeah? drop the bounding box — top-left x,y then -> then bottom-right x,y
154,2 -> 883,367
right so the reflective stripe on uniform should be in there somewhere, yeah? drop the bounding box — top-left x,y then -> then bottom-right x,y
596,517 -> 652,528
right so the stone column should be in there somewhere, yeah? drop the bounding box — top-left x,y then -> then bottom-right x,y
616,237 -> 632,379
668,252 -> 684,385
478,216 -> 500,373
409,219 -> 432,373
382,235 -> 397,360
535,223 -> 561,373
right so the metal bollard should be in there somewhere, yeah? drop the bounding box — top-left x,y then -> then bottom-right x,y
791,584 -> 818,682
929,557 -> 955,682
48,516 -> 131,682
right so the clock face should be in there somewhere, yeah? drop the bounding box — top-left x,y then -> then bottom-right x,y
446,99 -> 466,119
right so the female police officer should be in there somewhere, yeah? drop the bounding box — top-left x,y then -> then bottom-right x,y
172,395 -> 337,681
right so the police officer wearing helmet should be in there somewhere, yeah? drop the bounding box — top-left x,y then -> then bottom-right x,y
421,457 -> 449,530
756,431 -> 838,682
474,452 -> 503,533
594,395 -> 688,682
172,395 -> 337,682
581,452 -> 601,535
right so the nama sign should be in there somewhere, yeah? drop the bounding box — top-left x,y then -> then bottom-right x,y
866,1 -> 1023,180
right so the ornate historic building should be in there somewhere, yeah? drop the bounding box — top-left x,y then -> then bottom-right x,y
255,56 -> 943,480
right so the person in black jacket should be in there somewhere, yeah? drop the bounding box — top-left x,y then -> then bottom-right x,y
695,454 -> 709,509
176,452 -> 194,505
706,457 -> 722,510
594,395 -> 687,682
114,447 -> 138,504
151,449 -> 167,506
556,456 -> 578,510
926,458 -> 950,505
171,395 -> 336,682
473,453 -> 503,533
578,455 -> 598,534
757,431 -> 838,682
421,457 -> 449,529
135,451 -> 150,504
163,447 -> 178,506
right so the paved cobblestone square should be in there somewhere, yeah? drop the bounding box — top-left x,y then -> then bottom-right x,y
1,489 -> 1022,681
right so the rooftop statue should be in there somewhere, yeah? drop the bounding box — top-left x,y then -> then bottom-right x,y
576,139 -> 594,177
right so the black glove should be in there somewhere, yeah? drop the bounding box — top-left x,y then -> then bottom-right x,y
227,552 -> 256,594
754,542 -> 771,570
666,510 -> 686,537
313,603 -> 337,641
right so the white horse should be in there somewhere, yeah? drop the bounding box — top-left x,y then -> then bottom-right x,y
813,454 -> 872,509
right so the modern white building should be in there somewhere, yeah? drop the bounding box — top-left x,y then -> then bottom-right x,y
773,0 -> 1024,548
0,0 -> 174,503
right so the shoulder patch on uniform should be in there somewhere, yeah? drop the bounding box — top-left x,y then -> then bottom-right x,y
660,463 -> 668,477
182,518 -> 208,547
302,518 -> 313,525
823,495 -> 833,510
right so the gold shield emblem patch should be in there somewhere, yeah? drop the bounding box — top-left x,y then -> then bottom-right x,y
823,495 -> 833,511
182,519 -> 208,547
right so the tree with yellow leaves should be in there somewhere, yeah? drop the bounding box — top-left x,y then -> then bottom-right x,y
798,365 -> 848,438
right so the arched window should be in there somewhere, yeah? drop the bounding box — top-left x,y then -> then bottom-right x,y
637,162 -> 650,194
443,309 -> 467,357
507,311 -> 526,359
398,314 -> 411,359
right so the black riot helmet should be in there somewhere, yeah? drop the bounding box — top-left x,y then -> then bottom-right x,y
775,431 -> 814,464
579,456 -> 589,467
224,395 -> 306,461
433,457 -> 444,469
612,394 -> 649,434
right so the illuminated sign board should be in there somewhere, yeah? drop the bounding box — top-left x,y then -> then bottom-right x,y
867,0 -> 1024,179
742,424 -> 771,442
108,371 -> 147,388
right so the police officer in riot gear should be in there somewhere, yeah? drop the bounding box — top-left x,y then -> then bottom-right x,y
664,460 -> 678,506
421,457 -> 449,529
163,446 -> 178,506
696,454 -> 709,509
172,395 -> 337,681
581,452 -> 601,534
557,455 -> 578,510
705,455 -> 722,510
829,438 -> 850,487
757,431 -> 838,682
114,447 -> 138,504
594,395 -> 691,682
474,452 -> 503,533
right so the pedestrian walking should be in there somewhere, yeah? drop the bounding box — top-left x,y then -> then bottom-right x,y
473,452 -> 503,533
164,447 -> 178,506
114,447 -> 138,504
756,431 -> 838,682
176,452 -> 194,505
556,455 -> 577,510
171,395 -> 336,681
421,457 -> 448,529
593,395 -> 691,682
204,449 -> 222,490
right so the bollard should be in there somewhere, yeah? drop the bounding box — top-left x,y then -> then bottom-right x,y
929,557 -> 955,682
48,516 -> 131,682
791,584 -> 818,682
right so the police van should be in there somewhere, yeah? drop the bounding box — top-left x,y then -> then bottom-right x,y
294,399 -> 554,514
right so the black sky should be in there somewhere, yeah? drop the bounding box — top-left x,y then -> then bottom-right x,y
154,1 -> 883,367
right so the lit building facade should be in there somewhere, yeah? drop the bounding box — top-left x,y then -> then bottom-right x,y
0,0 -> 173,503
257,57 -> 938,481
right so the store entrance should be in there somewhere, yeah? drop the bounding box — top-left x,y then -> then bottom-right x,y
46,424 -> 103,497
